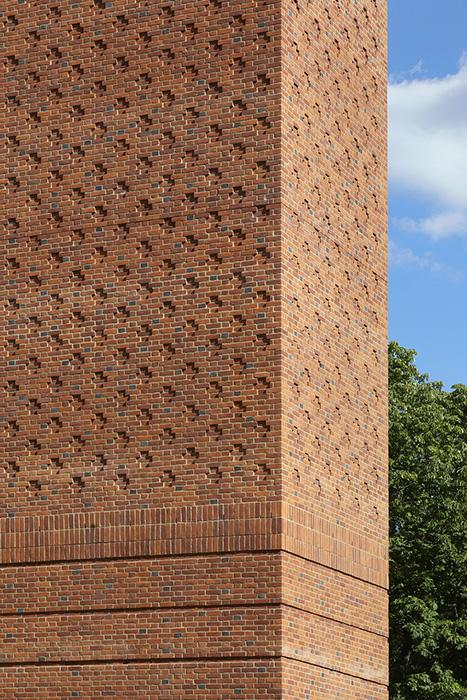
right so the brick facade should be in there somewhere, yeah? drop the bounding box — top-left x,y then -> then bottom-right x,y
1,0 -> 387,697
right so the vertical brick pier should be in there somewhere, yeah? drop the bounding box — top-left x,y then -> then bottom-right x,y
1,0 -> 387,697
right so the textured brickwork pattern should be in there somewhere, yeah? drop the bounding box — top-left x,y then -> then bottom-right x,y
280,3 -> 388,697
1,0 -> 282,517
1,0 -> 387,697
281,0 -> 387,562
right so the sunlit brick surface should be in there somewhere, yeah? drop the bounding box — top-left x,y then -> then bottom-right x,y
1,0 -> 387,697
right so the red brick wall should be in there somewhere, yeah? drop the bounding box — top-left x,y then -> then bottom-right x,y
0,663 -> 282,699
0,553 -> 281,613
1,0 -> 282,519
1,0 -> 387,697
280,1 -> 388,696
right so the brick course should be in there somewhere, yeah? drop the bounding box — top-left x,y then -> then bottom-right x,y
1,0 -> 387,697
0,553 -> 280,614
0,662 -> 282,699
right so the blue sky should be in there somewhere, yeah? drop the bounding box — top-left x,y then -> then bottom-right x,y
389,0 -> 467,387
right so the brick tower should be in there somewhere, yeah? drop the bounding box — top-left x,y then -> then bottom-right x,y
1,0 -> 387,698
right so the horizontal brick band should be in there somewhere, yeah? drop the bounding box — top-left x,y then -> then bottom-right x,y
0,502 -> 387,587
0,551 -> 386,636
283,504 -> 388,589
283,658 -> 388,699
0,661 -> 282,699
0,659 -> 388,700
282,552 -> 388,636
0,605 -> 385,685
0,553 -> 280,616
282,606 -> 387,685
0,502 -> 281,565
0,607 -> 280,665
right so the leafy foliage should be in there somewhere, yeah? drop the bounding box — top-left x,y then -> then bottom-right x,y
389,342 -> 467,699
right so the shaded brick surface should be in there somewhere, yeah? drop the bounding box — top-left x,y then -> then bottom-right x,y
1,0 -> 387,696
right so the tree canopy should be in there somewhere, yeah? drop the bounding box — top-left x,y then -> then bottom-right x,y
389,341 -> 467,699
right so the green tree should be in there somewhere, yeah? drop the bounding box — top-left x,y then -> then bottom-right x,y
389,342 -> 467,699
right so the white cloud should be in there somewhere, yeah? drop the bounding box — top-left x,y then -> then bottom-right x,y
394,211 -> 467,240
409,59 -> 424,77
389,59 -> 424,83
389,240 -> 464,283
389,58 -> 467,238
